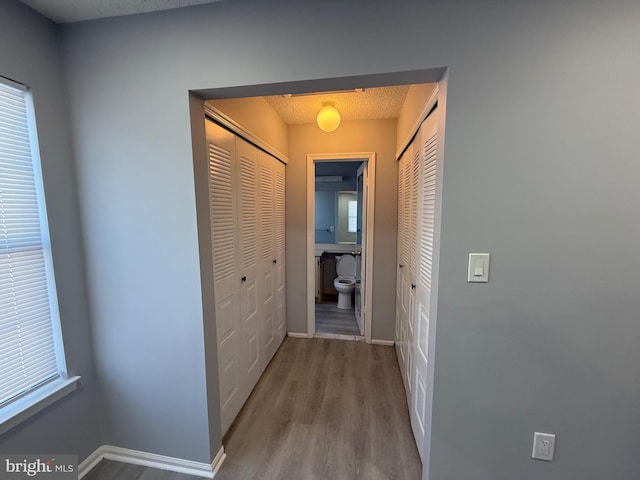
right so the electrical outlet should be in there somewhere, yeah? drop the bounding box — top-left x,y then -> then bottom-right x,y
532,432 -> 556,461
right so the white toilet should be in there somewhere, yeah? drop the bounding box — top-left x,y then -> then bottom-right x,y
334,254 -> 356,309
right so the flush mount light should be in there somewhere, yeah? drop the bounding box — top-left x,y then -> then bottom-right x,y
316,102 -> 341,132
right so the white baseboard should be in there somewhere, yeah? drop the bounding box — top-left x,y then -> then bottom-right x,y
287,332 -> 312,338
211,446 -> 226,476
314,332 -> 364,342
288,332 -> 393,346
371,339 -> 395,346
79,445 -> 225,479
78,445 -> 107,478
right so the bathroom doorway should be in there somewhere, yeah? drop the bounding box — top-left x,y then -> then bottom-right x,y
306,153 -> 375,342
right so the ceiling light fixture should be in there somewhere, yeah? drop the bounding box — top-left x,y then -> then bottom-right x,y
316,102 -> 341,132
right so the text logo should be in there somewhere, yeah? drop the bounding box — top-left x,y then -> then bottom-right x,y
0,455 -> 77,479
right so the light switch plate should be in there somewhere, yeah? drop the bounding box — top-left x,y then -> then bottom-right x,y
467,253 -> 490,282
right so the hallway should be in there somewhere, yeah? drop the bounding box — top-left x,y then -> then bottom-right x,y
217,337 -> 421,479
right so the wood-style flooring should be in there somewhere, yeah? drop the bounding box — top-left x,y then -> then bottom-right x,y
217,337 -> 421,479
315,301 -> 361,336
84,337 -> 422,480
83,461 -> 196,480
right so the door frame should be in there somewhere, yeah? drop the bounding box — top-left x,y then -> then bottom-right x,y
306,152 -> 376,343
356,161 -> 367,335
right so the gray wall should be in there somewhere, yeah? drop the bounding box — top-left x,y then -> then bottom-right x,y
60,13 -> 213,464
0,0 -> 101,460
55,0 -> 640,478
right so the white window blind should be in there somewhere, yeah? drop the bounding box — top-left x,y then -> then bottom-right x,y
0,80 -> 63,408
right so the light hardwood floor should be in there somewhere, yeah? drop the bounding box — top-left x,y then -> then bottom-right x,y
83,461 -> 198,480
217,337 -> 421,479
315,301 -> 361,336
85,337 -> 421,480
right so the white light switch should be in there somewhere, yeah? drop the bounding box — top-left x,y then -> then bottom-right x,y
468,253 -> 490,282
474,260 -> 484,277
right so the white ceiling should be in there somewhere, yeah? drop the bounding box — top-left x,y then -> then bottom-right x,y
19,0 -> 223,23
263,86 -> 411,125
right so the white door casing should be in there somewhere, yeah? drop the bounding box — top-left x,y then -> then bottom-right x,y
305,153 -> 376,343
356,162 -> 368,336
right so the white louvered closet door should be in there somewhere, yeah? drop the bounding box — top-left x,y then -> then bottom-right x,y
258,151 -> 277,362
207,119 -> 287,436
406,138 -> 420,410
236,138 -> 262,392
206,120 -> 242,434
273,159 -> 286,342
395,150 -> 411,393
411,109 -> 439,461
395,151 -> 405,348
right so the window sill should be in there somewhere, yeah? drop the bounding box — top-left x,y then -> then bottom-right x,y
0,376 -> 81,436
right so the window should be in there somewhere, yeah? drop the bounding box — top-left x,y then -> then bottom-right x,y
0,78 -> 75,431
347,200 -> 357,233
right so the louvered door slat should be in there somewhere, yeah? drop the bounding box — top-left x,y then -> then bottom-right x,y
239,155 -> 258,270
209,143 -> 236,281
397,159 -> 405,264
260,165 -> 274,260
410,145 -> 419,276
419,132 -> 438,292
275,167 -> 285,255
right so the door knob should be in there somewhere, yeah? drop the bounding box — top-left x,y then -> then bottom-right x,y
273,259 -> 277,264
411,283 -> 416,290
241,276 -> 247,282
399,264 -> 404,268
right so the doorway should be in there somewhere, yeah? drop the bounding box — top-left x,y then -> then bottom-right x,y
313,161 -> 362,337
306,153 -> 376,343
